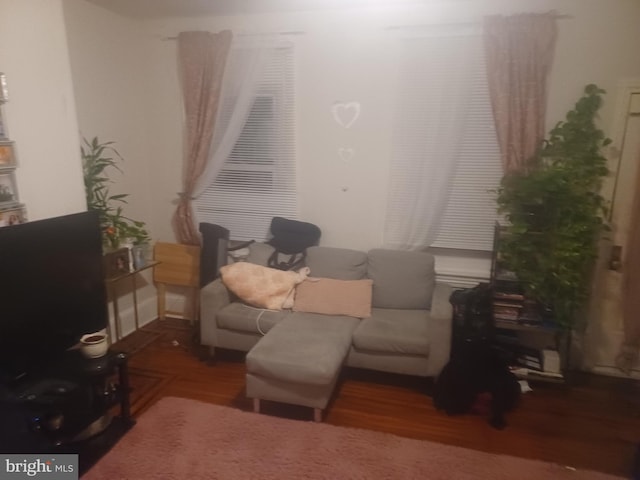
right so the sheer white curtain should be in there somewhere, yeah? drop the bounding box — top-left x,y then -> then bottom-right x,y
192,36 -> 277,198
384,31 -> 478,250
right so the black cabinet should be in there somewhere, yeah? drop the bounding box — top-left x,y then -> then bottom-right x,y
0,349 -> 134,474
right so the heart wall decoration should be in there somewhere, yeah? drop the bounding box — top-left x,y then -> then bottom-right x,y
338,147 -> 355,163
331,101 -> 361,129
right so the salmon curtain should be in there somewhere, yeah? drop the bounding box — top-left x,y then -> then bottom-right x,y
172,30 -> 232,245
616,153 -> 640,373
483,13 -> 557,174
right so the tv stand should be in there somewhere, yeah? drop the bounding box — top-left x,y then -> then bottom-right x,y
0,349 -> 134,474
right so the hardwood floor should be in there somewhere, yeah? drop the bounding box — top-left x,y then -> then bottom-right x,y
115,319 -> 640,478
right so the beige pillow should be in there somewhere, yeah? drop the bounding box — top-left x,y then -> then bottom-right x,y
293,278 -> 373,318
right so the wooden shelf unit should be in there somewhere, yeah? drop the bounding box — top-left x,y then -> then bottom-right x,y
490,222 -> 566,382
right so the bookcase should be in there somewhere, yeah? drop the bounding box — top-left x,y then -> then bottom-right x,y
490,222 -> 566,382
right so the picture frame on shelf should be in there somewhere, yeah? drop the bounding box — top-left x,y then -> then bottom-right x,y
0,73 -> 8,104
0,109 -> 6,139
103,247 -> 132,279
0,170 -> 18,206
0,204 -> 26,227
0,141 -> 16,168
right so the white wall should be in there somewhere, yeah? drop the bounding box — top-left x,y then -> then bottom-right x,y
137,0 -> 640,281
63,0 -> 154,239
60,0 -> 640,283
0,0 -> 86,219
63,0 -> 158,334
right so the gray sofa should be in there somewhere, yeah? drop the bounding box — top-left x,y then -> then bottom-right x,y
200,243 -> 453,421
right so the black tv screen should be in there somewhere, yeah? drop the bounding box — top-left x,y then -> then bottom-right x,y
0,211 -> 108,381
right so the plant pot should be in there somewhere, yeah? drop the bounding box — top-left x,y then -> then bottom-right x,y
80,332 -> 108,358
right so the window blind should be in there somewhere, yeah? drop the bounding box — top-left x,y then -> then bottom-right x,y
194,46 -> 297,242
431,43 -> 503,251
386,33 -> 503,252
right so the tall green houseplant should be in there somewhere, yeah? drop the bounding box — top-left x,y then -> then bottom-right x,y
496,84 -> 611,330
82,137 -> 149,250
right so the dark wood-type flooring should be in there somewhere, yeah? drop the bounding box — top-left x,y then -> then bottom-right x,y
114,319 -> 640,478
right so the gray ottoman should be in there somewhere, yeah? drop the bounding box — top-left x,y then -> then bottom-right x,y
246,313 -> 359,422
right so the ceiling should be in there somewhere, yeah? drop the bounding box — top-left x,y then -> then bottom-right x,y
84,0 -> 429,19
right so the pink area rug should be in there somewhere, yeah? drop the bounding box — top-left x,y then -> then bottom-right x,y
84,397 -> 620,480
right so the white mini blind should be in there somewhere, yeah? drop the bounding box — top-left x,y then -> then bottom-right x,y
430,40 -> 503,251
386,32 -> 503,252
194,46 -> 297,241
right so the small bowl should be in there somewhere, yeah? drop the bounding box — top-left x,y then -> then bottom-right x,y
80,333 -> 109,358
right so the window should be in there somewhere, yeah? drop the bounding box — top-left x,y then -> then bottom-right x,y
194,45 -> 297,241
385,30 -> 502,252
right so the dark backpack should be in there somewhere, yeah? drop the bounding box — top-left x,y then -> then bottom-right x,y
267,217 -> 321,271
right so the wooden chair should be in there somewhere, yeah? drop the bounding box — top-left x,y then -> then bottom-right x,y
153,242 -> 201,323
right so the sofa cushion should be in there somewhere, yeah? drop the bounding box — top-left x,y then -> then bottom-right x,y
293,278 -> 373,318
351,308 -> 430,356
246,313 -> 359,386
367,249 -> 435,309
217,302 -> 290,335
305,246 -> 368,280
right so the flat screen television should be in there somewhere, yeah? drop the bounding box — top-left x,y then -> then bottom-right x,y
0,211 -> 108,383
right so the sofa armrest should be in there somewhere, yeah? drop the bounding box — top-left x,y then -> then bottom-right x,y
431,281 -> 453,321
425,281 -> 454,377
200,278 -> 231,348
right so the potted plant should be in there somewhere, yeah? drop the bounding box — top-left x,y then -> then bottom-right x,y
81,137 -> 150,256
496,84 -> 611,330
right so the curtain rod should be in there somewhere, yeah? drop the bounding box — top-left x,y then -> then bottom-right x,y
385,13 -> 572,31
162,31 -> 305,41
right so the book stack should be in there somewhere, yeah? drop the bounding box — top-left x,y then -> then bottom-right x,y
515,347 -> 543,371
492,291 -> 546,327
518,299 -> 544,326
510,366 -> 564,380
512,347 -> 564,378
492,291 -> 524,324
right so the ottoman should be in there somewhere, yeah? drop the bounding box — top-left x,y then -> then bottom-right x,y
246,312 -> 359,422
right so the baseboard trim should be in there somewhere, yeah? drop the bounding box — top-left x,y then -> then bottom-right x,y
590,365 -> 640,379
108,296 -> 158,340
